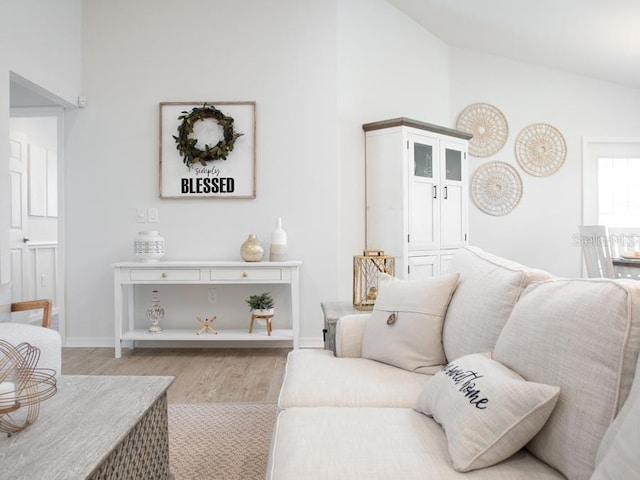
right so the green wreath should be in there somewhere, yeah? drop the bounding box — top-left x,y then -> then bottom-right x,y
173,104 -> 244,167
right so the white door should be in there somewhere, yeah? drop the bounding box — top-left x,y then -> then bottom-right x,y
440,141 -> 468,249
9,132 -> 30,303
408,133 -> 439,251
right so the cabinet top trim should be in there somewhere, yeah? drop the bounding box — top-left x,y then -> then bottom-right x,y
111,260 -> 302,268
362,117 -> 473,140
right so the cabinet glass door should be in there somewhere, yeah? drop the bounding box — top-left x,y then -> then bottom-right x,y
409,134 -> 439,251
445,149 -> 462,181
440,143 -> 467,248
414,143 -> 433,178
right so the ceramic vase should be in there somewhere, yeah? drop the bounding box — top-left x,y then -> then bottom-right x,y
241,234 -> 264,262
134,231 -> 165,263
269,217 -> 288,261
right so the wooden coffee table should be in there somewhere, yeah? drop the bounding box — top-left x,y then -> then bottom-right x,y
0,375 -> 174,480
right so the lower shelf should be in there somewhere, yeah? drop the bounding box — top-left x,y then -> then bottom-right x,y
121,328 -> 294,342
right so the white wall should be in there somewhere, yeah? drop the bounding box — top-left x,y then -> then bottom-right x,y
65,0 -> 339,345
337,0 -> 451,296
64,0 -> 453,346
0,0 -> 81,281
449,48 -> 640,276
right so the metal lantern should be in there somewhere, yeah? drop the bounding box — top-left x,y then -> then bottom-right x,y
353,250 -> 395,310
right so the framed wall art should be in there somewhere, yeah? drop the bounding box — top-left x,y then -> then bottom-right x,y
159,101 -> 256,198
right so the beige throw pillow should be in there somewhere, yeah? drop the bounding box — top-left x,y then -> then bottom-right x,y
415,353 -> 560,472
442,247 -> 553,362
361,273 -> 459,374
493,278 -> 640,479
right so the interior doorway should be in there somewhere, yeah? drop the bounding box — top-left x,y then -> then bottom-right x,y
9,77 -> 65,337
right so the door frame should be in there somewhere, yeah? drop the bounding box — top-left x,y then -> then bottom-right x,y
10,106 -> 66,341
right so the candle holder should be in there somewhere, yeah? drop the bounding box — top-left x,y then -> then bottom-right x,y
146,290 -> 165,333
353,250 -> 395,310
0,339 -> 57,436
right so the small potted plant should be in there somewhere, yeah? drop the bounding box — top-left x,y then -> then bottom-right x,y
245,292 -> 275,315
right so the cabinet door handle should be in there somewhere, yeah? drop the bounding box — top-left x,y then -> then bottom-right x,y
242,272 -> 248,278
433,185 -> 437,199
444,186 -> 448,200
161,272 -> 168,278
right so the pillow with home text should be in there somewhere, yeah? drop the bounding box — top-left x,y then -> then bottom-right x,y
415,353 -> 560,472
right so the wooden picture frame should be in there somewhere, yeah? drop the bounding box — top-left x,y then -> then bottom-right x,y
159,101 -> 256,198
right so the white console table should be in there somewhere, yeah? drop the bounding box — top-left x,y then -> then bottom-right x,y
112,260 -> 301,358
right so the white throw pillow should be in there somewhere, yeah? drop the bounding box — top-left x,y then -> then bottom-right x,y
442,246 -> 553,361
415,353 -> 560,472
0,282 -> 11,322
592,348 -> 640,479
361,273 -> 460,374
493,279 -> 640,479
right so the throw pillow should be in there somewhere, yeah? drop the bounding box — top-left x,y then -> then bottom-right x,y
493,279 -> 640,479
442,246 -> 553,362
415,353 -> 560,472
592,348 -> 640,479
0,282 -> 11,322
361,273 -> 460,374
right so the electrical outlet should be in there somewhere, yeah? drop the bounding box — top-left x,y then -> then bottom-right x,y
136,207 -> 147,223
207,288 -> 218,304
148,207 -> 159,223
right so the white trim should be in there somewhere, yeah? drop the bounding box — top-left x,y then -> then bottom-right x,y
64,336 -> 327,349
299,336 -> 324,349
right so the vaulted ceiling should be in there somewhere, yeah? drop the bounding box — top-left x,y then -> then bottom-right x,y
387,0 -> 640,89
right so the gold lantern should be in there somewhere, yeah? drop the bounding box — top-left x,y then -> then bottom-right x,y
353,250 -> 395,310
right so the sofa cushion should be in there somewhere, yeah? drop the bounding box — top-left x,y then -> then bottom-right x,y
415,353 -> 560,473
267,407 -> 565,480
278,349 -> 429,408
493,278 -> 640,480
362,273 -> 460,374
0,282 -> 11,322
592,344 -> 640,479
442,247 -> 552,362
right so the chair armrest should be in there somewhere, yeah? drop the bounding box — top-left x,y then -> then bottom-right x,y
335,313 -> 371,358
11,299 -> 53,328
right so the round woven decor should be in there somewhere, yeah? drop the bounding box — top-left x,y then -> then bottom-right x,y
456,103 -> 508,157
515,123 -> 567,176
471,161 -> 522,216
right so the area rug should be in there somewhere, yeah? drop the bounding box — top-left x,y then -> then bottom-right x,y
168,403 -> 279,480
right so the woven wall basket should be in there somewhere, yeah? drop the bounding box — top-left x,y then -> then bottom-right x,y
515,123 -> 567,177
471,161 -> 523,216
456,103 -> 508,157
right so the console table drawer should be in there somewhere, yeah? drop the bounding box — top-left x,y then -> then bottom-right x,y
210,268 -> 282,281
129,269 -> 201,281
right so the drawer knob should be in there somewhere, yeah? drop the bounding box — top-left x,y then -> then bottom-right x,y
161,272 -> 168,278
242,272 -> 248,278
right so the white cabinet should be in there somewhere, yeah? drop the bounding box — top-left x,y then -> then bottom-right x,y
112,260 -> 301,358
363,118 -> 471,279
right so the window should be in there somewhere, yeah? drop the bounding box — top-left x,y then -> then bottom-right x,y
597,156 -> 640,227
582,138 -> 640,227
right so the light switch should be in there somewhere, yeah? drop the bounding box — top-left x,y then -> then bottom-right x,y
148,208 -> 159,223
136,208 -> 147,223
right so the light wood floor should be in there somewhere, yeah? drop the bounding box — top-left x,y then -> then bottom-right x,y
62,347 -> 290,404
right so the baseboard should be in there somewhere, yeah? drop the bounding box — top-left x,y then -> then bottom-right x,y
64,337 -> 114,348
63,336 -> 325,349
299,337 -> 324,349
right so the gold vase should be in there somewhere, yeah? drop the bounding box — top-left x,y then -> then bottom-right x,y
241,234 -> 264,262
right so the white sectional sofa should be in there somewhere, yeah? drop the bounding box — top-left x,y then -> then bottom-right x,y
267,246 -> 640,480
